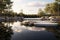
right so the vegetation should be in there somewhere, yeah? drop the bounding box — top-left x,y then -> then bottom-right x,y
38,9 -> 46,17
38,0 -> 60,40
45,0 -> 60,16
0,0 -> 13,40
0,22 -> 13,40
23,14 -> 38,18
0,0 -> 12,15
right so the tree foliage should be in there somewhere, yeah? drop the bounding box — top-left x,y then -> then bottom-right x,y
0,0 -> 12,14
38,9 -> 45,17
45,0 -> 60,16
0,0 -> 13,40
55,0 -> 60,2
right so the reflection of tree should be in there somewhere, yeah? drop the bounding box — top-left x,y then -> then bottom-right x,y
0,22 -> 13,40
46,26 -> 60,40
54,26 -> 60,40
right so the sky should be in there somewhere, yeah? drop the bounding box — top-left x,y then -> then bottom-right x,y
11,0 -> 54,14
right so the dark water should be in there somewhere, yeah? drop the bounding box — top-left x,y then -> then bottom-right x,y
5,22 -> 57,40
12,31 -> 57,40
6,21 -> 57,40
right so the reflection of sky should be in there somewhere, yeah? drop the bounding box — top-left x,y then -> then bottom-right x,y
11,0 -> 54,14
10,22 -> 46,32
26,27 -> 46,31
7,22 -> 57,40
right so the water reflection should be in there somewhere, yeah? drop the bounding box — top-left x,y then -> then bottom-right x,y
3,21 -> 60,40
26,27 -> 46,31
0,22 -> 13,40
8,21 -> 46,32
4,21 -> 57,40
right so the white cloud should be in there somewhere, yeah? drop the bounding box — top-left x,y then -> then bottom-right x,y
11,0 -> 54,14
26,1 -> 50,7
22,1 -> 47,14
11,0 -> 24,13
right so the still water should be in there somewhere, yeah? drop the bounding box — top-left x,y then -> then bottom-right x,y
5,21 -> 57,40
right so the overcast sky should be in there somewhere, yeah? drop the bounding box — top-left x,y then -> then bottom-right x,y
11,0 -> 54,14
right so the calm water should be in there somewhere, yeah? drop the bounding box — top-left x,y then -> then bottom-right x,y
5,21 -> 57,40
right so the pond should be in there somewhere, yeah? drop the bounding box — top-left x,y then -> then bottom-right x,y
4,21 -> 58,40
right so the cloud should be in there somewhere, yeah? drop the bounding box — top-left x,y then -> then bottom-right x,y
11,0 -> 54,14
26,1 -> 52,7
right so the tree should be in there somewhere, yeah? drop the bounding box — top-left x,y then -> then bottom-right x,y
0,0 -> 12,16
55,0 -> 60,2
45,0 -> 60,16
0,0 -> 13,40
38,9 -> 45,17
18,9 -> 24,17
